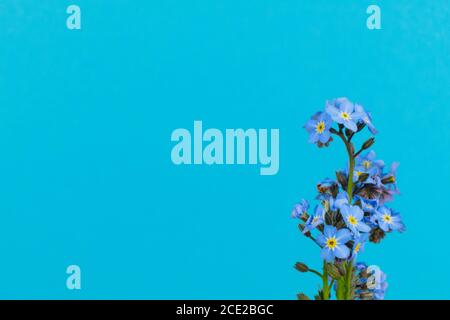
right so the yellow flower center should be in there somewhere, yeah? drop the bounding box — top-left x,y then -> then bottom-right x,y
382,214 -> 392,224
354,243 -> 361,253
356,171 -> 362,177
326,237 -> 338,250
340,112 -> 351,121
347,215 -> 358,226
362,160 -> 371,169
315,121 -> 326,134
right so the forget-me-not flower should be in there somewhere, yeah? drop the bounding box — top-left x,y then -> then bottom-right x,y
341,204 -> 371,235
325,98 -> 363,132
316,225 -> 352,262
304,112 -> 332,144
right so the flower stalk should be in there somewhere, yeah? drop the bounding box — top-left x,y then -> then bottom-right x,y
294,97 -> 405,300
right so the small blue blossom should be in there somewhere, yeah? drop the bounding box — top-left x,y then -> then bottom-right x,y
341,204 -> 371,235
357,196 -> 379,214
325,98 -> 363,132
303,205 -> 325,233
316,178 -> 338,195
351,233 -> 369,259
353,263 -> 388,300
372,206 -> 405,232
355,103 -> 378,134
355,150 -> 384,175
292,199 -> 309,219
334,191 -> 349,209
316,225 -> 352,262
304,112 -> 332,144
381,162 -> 400,193
366,266 -> 388,300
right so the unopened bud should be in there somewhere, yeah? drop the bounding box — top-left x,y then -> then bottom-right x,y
357,173 -> 369,183
381,174 -> 396,184
336,171 -> 348,189
345,128 -> 353,139
298,224 -> 311,237
369,227 -> 386,244
297,293 -> 310,300
336,262 -> 346,276
326,264 -> 342,279
361,137 -> 375,150
294,262 -> 309,273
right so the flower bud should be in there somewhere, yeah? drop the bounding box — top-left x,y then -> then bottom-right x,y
357,122 -> 367,132
361,137 -> 375,150
381,174 -> 396,184
326,264 -> 342,279
317,136 -> 333,148
297,293 -> 310,300
357,173 -> 369,183
359,291 -> 374,300
298,224 -> 311,237
369,227 -> 386,244
335,171 -> 348,189
294,262 -> 309,273
345,128 -> 353,139
336,262 -> 346,276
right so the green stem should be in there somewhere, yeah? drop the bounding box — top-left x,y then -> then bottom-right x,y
345,260 -> 354,300
322,261 -> 330,300
308,269 -> 323,279
331,129 -> 355,201
330,128 -> 356,300
347,155 -> 355,202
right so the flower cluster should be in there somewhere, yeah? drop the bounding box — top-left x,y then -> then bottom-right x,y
353,263 -> 388,300
293,98 -> 405,300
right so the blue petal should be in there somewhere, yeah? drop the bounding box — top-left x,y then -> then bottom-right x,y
316,234 -> 326,247
378,221 -> 389,232
319,130 -> 331,143
308,132 -> 319,143
351,205 -> 364,220
325,103 -> 340,122
357,221 -> 371,233
334,244 -> 350,259
336,98 -> 354,113
343,120 -> 357,132
321,248 -> 334,262
336,228 -> 352,243
367,122 -> 378,134
390,162 -> 400,174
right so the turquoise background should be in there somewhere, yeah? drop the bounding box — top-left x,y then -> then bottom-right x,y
0,0 -> 449,299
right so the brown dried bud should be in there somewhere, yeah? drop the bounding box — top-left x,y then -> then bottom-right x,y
369,227 -> 386,243
297,293 -> 311,300
298,224 -> 311,237
294,262 -> 309,273
357,172 -> 369,183
381,174 -> 396,185
317,136 -> 333,148
336,262 -> 346,276
336,171 -> 348,189
361,137 -> 375,151
326,264 -> 342,279
345,128 -> 354,139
